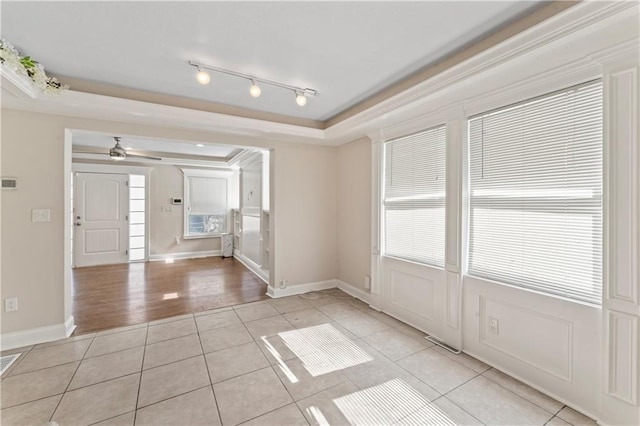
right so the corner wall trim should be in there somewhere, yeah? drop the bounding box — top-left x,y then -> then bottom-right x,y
1,316 -> 74,350
233,253 -> 268,284
266,278 -> 373,305
335,279 -> 372,305
149,250 -> 221,261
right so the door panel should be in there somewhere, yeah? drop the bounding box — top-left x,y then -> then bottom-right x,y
74,173 -> 129,267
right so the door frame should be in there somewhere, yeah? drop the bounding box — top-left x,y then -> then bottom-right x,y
72,163 -> 152,267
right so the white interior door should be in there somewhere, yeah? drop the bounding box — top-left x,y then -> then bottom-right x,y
74,173 -> 129,267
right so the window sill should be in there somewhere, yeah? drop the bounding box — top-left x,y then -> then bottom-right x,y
183,234 -> 223,240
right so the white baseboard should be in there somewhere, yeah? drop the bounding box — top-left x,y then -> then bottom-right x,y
149,250 -> 221,261
65,315 -> 76,337
267,279 -> 337,298
1,315 -> 75,350
463,348 -> 602,425
234,252 -> 268,284
335,279 -> 372,305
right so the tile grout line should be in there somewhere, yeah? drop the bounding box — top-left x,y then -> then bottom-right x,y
86,409 -> 135,426
543,404 -> 570,425
430,345 -> 492,373
1,392 -> 65,411
480,369 -> 567,418
441,368 -> 557,424
194,312 -> 223,424
132,322 -> 150,426
48,332 -> 98,422
5,338 -> 95,378
135,383 -> 212,412
430,394 -> 488,425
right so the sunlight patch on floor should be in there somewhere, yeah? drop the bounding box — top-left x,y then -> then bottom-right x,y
333,379 -> 456,426
278,323 -> 373,377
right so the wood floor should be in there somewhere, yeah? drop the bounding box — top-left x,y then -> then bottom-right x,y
71,257 -> 267,335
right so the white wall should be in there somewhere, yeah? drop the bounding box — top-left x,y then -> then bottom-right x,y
336,137 -> 371,291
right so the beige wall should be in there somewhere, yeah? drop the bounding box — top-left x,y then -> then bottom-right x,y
273,143 -> 338,287
1,110 -> 67,332
149,165 -> 221,255
1,108 -> 338,334
336,137 -> 371,290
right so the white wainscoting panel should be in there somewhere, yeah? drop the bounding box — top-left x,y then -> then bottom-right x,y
381,257 -> 446,338
608,67 -> 639,305
446,271 -> 460,329
390,270 -> 435,321
479,296 -> 573,381
608,311 -> 638,404
463,276 -> 601,420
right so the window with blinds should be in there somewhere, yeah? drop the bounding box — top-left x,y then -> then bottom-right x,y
383,125 -> 446,267
468,80 -> 603,304
185,176 -> 228,236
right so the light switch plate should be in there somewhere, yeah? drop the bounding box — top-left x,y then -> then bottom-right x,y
32,209 -> 51,222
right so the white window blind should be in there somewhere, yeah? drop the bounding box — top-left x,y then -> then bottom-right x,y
384,125 -> 446,267
468,80 -> 603,304
186,176 -> 228,236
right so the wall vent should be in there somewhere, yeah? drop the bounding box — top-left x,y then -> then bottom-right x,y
2,178 -> 17,190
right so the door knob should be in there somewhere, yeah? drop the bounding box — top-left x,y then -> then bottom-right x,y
75,222 -> 81,226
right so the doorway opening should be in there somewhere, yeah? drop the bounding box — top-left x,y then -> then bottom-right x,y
66,130 -> 273,333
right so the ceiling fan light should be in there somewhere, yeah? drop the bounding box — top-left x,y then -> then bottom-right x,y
295,93 -> 307,107
196,68 -> 210,85
249,80 -> 261,98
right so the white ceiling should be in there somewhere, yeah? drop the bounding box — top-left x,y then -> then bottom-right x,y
72,131 -> 248,162
1,1 -> 542,122
73,133 -> 242,159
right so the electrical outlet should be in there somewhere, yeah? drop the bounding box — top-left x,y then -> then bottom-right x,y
364,275 -> 371,290
5,297 -> 18,312
489,317 -> 499,335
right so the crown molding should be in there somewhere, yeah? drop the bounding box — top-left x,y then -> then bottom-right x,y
0,65 -> 39,99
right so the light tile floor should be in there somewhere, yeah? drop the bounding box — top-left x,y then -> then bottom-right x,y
1,289 -> 598,426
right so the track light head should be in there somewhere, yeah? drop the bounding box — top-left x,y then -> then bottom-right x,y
249,80 -> 261,98
196,67 -> 210,85
295,92 -> 307,107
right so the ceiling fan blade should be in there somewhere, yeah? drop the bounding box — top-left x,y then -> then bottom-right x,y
126,153 -> 163,161
73,151 -> 109,155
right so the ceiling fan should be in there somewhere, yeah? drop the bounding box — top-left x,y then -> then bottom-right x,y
74,137 -> 162,161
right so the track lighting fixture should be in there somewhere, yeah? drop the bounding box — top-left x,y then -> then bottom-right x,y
295,92 -> 307,107
189,61 -> 317,107
249,80 -> 261,98
196,67 -> 210,85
